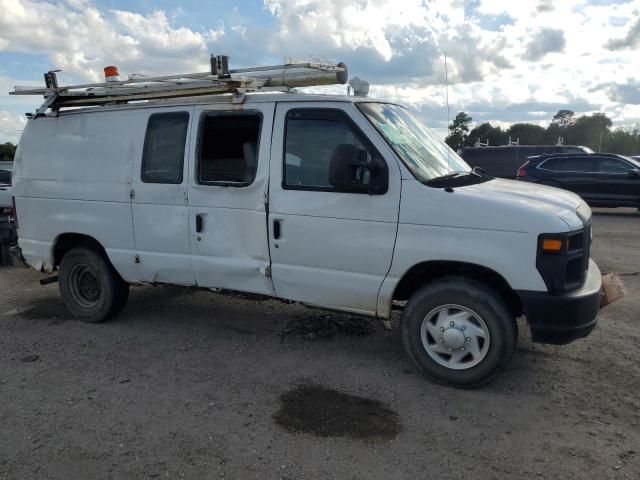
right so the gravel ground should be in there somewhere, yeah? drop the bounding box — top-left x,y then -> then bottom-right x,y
0,208 -> 639,479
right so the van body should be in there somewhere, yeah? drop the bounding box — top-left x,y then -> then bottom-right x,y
12,94 -> 602,387
462,145 -> 594,179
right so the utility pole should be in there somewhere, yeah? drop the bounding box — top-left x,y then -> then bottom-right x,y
598,127 -> 603,153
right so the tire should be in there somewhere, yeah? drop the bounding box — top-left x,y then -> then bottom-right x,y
111,281 -> 130,316
59,247 -> 129,323
401,277 -> 516,388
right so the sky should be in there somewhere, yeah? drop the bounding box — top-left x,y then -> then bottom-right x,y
1,0 -> 640,143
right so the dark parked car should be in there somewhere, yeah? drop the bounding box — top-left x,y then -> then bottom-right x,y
461,145 -> 593,179
517,153 -> 640,208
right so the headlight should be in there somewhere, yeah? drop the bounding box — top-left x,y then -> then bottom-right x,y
537,230 -> 589,293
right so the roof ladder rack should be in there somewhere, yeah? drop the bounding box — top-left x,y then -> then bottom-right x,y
10,55 -> 349,115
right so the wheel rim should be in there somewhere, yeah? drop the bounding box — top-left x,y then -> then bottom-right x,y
420,304 -> 491,370
68,263 -> 102,308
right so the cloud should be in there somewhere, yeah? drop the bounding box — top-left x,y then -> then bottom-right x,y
536,0 -> 554,13
606,17 -> 640,49
0,0 -> 212,82
0,0 -> 639,139
0,110 -> 27,143
259,0 -> 518,87
524,28 -> 566,61
598,80 -> 640,105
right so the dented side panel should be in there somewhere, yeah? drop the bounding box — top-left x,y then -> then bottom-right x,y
186,103 -> 276,296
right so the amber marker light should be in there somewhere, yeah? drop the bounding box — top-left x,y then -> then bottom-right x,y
542,239 -> 564,252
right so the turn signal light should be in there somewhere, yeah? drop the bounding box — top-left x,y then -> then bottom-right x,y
542,239 -> 563,252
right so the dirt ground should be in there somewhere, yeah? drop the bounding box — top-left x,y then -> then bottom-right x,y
1,208 -> 639,480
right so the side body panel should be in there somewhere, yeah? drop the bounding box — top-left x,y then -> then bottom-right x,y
130,106 -> 195,285
376,179 -> 559,317
187,103 -> 275,295
12,113 -> 137,277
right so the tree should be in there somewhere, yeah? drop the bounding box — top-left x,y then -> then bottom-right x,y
603,126 -> 640,155
506,123 -> 546,145
565,113 -> 612,152
442,109 -> 640,155
0,143 -> 16,162
552,109 -> 575,127
445,112 -> 472,152
467,122 -> 508,147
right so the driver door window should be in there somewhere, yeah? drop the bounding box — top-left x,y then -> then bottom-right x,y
284,109 -> 379,192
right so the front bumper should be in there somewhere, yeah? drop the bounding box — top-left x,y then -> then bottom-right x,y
518,259 -> 602,345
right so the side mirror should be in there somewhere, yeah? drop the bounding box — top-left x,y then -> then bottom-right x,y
629,169 -> 640,178
329,144 -> 388,195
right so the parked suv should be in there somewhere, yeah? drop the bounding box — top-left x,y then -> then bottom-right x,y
12,94 -> 602,387
517,153 -> 640,208
461,145 -> 593,179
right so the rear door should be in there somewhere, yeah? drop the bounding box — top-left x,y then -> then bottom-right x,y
187,103 -> 274,295
267,102 -> 401,315
131,107 -> 195,285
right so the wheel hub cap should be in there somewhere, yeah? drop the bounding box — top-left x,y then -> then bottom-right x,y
69,263 -> 102,308
420,304 -> 491,370
442,328 -> 465,349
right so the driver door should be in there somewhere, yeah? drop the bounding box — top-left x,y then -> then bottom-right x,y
267,102 -> 401,315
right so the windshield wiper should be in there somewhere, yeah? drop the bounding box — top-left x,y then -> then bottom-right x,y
425,168 -> 490,189
426,171 -> 466,184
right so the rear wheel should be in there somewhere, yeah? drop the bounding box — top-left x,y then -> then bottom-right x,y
401,277 -> 516,388
59,247 -> 129,323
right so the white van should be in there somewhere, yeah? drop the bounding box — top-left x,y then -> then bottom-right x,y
11,64 -> 602,387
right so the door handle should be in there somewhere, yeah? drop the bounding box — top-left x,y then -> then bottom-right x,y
196,214 -> 204,233
273,219 -> 281,240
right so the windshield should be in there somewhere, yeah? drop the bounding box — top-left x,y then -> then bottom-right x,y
357,102 -> 471,181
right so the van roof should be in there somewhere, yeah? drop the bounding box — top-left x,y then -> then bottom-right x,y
49,93 -> 389,117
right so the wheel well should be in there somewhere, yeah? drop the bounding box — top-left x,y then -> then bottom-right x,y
393,261 -> 523,317
52,233 -> 108,267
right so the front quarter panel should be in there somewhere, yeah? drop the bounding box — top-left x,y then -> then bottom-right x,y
377,179 -> 553,317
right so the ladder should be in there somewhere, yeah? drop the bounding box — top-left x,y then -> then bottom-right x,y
10,55 -> 349,116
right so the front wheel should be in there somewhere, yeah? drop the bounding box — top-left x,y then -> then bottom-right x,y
59,247 -> 129,323
401,277 -> 516,388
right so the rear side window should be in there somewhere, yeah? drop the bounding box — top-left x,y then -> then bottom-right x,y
540,157 -> 595,172
141,112 -> 189,184
197,113 -> 262,185
597,157 -> 632,173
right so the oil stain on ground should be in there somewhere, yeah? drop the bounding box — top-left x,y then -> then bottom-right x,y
273,383 -> 402,441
